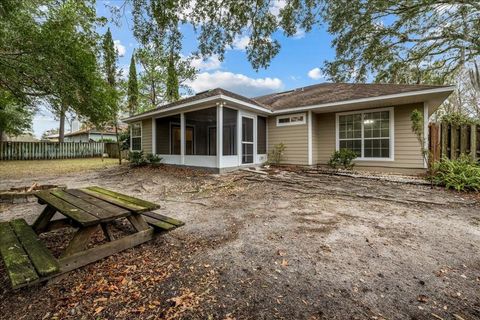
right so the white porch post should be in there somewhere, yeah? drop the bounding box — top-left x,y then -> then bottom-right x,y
216,103 -> 223,168
237,109 -> 242,166
151,118 -> 156,154
307,111 -> 313,165
180,112 -> 185,165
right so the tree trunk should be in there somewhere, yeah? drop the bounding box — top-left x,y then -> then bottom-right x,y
114,117 -> 122,165
58,106 -> 66,143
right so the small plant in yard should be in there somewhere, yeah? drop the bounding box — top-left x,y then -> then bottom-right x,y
431,155 -> 480,192
128,151 -> 148,167
145,153 -> 163,166
129,151 -> 163,167
268,143 -> 286,165
328,149 -> 357,169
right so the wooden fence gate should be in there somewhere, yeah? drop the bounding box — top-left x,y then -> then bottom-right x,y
0,142 -> 106,160
429,123 -> 480,162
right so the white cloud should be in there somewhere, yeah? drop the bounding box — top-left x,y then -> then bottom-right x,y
293,29 -> 306,39
231,35 -> 250,51
269,0 -> 287,17
190,55 -> 222,71
114,40 -> 126,57
307,67 -> 325,80
186,71 -> 284,97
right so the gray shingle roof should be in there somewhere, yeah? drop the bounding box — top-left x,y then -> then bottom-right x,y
252,83 -> 452,111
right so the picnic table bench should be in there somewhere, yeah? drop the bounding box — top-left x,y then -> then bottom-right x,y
0,186 -> 184,289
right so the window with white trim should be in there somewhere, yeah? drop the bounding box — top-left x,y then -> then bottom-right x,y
131,122 -> 142,151
337,109 -> 393,159
276,113 -> 306,126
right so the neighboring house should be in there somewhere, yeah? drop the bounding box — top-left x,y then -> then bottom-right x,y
1,133 -> 38,142
123,83 -> 454,173
45,128 -> 120,143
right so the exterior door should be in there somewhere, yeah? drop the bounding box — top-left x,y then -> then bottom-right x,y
241,116 -> 254,164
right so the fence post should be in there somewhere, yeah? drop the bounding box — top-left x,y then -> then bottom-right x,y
460,125 -> 468,155
450,125 -> 458,159
472,124 -> 478,162
441,123 -> 448,158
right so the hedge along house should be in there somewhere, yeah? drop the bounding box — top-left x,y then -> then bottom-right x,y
123,83 -> 454,173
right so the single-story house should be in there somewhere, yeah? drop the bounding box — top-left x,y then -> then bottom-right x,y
46,127 -> 123,143
123,83 -> 454,173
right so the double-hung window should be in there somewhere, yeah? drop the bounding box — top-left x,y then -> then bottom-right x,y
131,122 -> 142,151
337,108 -> 393,160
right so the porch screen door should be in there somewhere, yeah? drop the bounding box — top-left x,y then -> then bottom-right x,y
242,117 -> 254,164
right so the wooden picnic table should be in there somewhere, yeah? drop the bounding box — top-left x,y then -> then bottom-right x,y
0,186 -> 184,289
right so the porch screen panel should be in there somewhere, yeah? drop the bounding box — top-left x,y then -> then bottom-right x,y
156,115 -> 181,154
257,116 -> 267,154
223,107 -> 237,155
185,107 -> 217,155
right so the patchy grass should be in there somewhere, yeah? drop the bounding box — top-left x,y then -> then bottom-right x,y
0,158 -> 120,180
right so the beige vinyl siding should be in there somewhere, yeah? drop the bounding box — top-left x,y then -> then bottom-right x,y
141,118 -> 152,154
267,114 -> 308,165
316,112 -> 336,164
311,112 -> 319,164
316,103 -> 424,169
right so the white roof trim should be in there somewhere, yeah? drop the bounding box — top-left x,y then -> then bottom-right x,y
123,94 -> 272,122
272,86 -> 455,114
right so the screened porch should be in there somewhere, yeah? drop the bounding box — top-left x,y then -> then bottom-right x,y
152,104 -> 267,170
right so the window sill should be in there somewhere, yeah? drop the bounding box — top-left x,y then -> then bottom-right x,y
354,157 -> 395,162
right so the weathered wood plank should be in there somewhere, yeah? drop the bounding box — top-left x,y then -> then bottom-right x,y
58,229 -> 155,273
32,205 -> 57,233
471,124 -> 477,161
80,188 -> 148,212
0,222 -> 39,288
51,190 -> 126,222
10,219 -> 59,277
86,186 -> 160,210
66,189 -> 130,217
35,191 -> 99,226
460,125 -> 468,155
142,211 -> 185,227
441,123 -> 449,158
143,216 -> 176,231
127,214 -> 151,232
62,225 -> 99,257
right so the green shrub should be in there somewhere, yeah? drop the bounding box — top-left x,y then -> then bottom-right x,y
146,153 -> 162,166
128,151 -> 148,167
268,143 -> 286,165
431,155 -> 480,191
328,149 -> 358,169
129,151 -> 163,167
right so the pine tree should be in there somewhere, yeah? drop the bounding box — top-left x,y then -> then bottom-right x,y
102,28 -> 122,165
127,52 -> 139,116
165,50 -> 180,102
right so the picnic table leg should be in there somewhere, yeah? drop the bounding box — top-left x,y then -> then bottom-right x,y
127,214 -> 150,232
61,225 -> 99,257
101,223 -> 115,241
32,205 -> 57,233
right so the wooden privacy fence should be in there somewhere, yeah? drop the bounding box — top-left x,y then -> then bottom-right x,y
429,123 -> 480,162
0,142 -> 106,160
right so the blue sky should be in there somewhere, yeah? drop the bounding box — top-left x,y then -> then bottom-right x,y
33,0 -> 335,137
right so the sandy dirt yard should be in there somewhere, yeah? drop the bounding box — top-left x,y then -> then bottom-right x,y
0,163 -> 479,320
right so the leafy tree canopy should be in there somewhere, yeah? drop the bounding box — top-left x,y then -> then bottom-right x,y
0,0 -> 113,136
126,0 -> 478,84
321,1 -> 480,83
